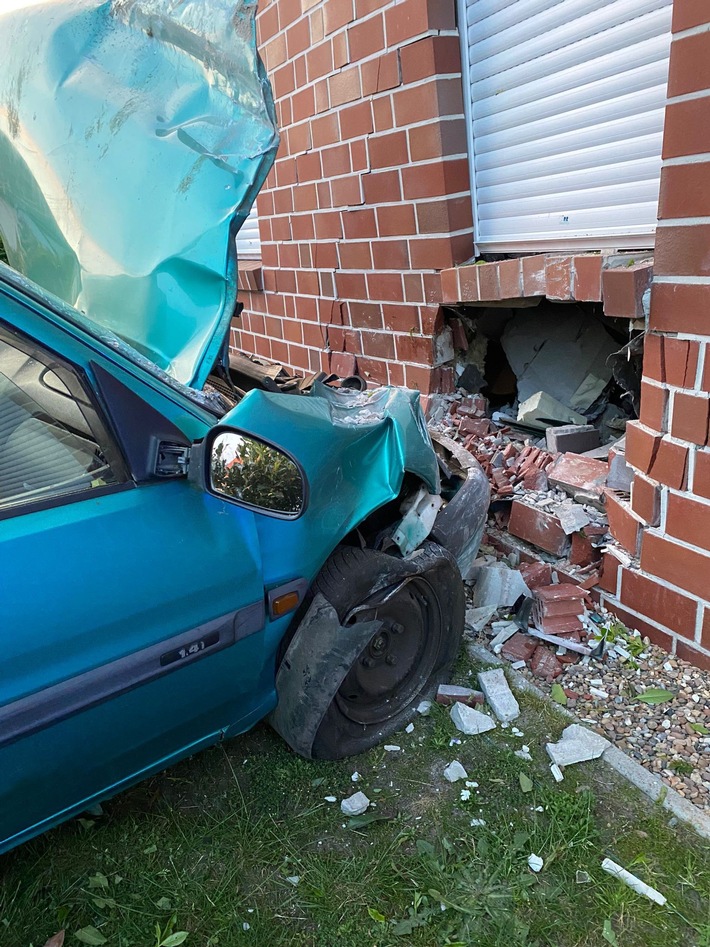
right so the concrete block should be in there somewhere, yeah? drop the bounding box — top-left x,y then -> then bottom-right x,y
546,424 -> 600,454
477,668 -> 520,722
443,760 -> 468,782
450,702 -> 496,735
472,563 -> 531,608
546,723 -> 610,767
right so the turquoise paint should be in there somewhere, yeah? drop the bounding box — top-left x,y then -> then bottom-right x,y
0,0 -> 278,389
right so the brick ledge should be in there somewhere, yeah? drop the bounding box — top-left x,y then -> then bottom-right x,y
440,253 -> 653,319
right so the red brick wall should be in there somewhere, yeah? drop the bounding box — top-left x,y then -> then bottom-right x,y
600,2 -> 710,670
233,0 -> 473,393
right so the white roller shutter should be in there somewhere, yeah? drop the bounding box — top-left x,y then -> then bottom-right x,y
460,0 -> 673,252
235,203 -> 261,259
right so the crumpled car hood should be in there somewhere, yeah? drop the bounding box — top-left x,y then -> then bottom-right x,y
0,0 -> 278,390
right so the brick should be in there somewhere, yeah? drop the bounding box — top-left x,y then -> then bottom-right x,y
372,239 -> 409,270
400,34 -> 462,83
501,632 -> 538,663
409,235 -> 461,270
664,338 -> 699,389
384,0 -> 454,46
408,118 -> 468,162
323,0 -> 354,34
361,330 -> 395,359
530,646 -> 563,681
676,640 -> 710,672
547,454 -> 608,499
694,450 -> 710,500
602,263 -> 653,318
458,265 -> 479,302
348,13 -> 384,61
519,561 -> 554,590
376,202 -> 416,237
338,100 -> 373,138
569,531 -> 601,567
477,262 -> 500,301
668,33 -> 710,98
401,158 -> 470,200
342,208 -> 377,239
652,436 -> 689,490
498,259 -> 523,299
659,161 -> 710,219
639,381 -> 668,433
672,0 -> 710,31
369,130 -> 409,169
672,392 -> 710,446
508,500 -> 570,556
522,255 -> 546,296
620,566 -> 697,639
329,67 -> 362,107
366,271 -> 404,302
666,491 -> 710,552
655,224 -> 710,279
663,99 -> 710,159
625,421 -> 662,477
363,169 -> 401,204
650,282 -> 710,334
416,196 -> 472,235
360,50 -> 400,95
602,600 -> 675,654
631,473 -> 661,527
572,255 -> 603,301
605,490 -> 643,557
641,530 -> 710,601
545,256 -> 573,300
338,241 -> 372,270
440,268 -> 459,305
598,551 -> 621,594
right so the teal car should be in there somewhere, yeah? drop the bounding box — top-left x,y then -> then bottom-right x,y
0,0 -> 489,855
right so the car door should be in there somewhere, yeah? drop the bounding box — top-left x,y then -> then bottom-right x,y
0,311 -> 270,853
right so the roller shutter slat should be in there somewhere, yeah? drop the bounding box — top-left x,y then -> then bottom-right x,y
463,0 -> 673,250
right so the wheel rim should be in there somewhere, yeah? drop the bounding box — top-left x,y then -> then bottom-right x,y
334,577 -> 443,726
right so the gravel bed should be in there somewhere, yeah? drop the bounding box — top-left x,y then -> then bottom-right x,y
510,632 -> 710,809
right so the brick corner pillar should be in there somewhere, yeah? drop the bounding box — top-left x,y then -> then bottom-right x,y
233,0 -> 474,394
601,0 -> 710,669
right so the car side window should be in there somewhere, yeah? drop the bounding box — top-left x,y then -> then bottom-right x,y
0,331 -> 124,512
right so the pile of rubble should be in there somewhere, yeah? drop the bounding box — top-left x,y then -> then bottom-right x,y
427,387 -> 635,680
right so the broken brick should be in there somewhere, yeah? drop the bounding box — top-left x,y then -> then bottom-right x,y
530,646 -> 563,680
519,561 -> 554,590
523,469 -> 549,491
548,453 -> 608,500
501,632 -> 538,663
569,531 -> 602,567
508,500 -> 571,556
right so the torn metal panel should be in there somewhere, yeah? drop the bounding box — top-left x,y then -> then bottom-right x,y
0,0 -> 278,390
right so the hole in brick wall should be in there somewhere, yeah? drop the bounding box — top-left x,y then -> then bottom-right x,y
444,301 -> 640,443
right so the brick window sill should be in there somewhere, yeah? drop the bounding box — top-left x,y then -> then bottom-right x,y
440,253 -> 653,319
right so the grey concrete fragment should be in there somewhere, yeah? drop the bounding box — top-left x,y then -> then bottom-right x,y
473,564 -> 531,608
443,760 -> 468,782
477,668 -> 520,722
546,723 -> 610,767
489,621 -> 519,653
465,605 -> 497,633
450,701 -> 496,735
557,502 -> 591,535
341,791 -> 370,816
546,424 -> 600,454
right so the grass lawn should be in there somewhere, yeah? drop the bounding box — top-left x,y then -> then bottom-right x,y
2,651 -> 709,947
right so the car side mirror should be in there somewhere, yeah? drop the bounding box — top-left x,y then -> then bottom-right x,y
208,431 -> 306,518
